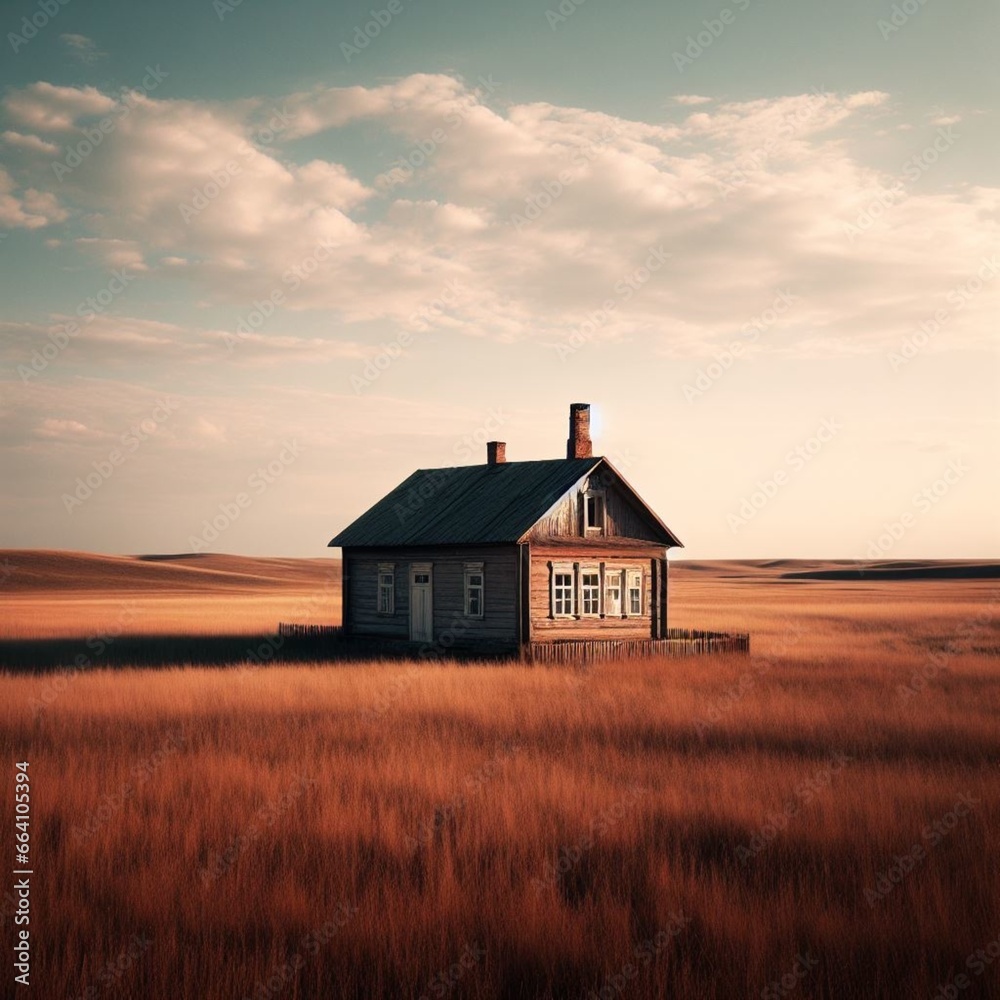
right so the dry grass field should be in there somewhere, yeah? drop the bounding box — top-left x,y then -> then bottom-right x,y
1,552 -> 998,999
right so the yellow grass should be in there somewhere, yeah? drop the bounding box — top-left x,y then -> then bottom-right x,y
1,555 -> 998,998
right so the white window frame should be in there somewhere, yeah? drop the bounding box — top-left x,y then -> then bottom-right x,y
579,563 -> 601,617
377,562 -> 395,615
626,568 -> 643,616
583,490 -> 606,536
464,561 -> 485,618
604,568 -> 624,618
550,562 -> 575,618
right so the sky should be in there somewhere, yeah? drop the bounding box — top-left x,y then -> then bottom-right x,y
0,0 -> 997,560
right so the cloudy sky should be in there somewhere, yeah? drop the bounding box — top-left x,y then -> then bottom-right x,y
0,0 -> 996,559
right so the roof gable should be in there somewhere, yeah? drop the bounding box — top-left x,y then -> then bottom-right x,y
328,457 -> 681,548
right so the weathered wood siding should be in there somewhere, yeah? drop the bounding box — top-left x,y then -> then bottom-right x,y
342,545 -> 518,645
525,472 -> 665,544
528,544 -> 667,641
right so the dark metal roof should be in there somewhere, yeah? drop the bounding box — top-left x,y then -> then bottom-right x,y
329,457 -> 682,549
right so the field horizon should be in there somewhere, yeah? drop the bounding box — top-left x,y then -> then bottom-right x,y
1,550 -> 998,997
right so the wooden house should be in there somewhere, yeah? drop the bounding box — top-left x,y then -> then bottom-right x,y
329,404 -> 684,656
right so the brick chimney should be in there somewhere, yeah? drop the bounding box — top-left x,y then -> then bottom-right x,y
486,441 -> 506,465
567,403 -> 593,459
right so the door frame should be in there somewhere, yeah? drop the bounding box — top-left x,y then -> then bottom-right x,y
409,562 -> 433,642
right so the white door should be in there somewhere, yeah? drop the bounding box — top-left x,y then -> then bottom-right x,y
409,564 -> 433,642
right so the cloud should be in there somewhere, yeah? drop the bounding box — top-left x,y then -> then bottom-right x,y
1,130 -> 60,155
0,167 -> 68,229
0,314 -> 370,374
4,83 -> 116,132
59,33 -> 106,64
673,95 -> 713,105
0,75 -> 995,361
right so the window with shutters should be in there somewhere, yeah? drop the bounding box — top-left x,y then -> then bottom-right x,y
551,562 -> 575,617
626,569 -> 642,615
580,566 -> 600,616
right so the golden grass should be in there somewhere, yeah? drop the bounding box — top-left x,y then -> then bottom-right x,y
1,563 -> 998,998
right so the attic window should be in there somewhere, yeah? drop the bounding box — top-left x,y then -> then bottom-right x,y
584,491 -> 605,534
377,563 -> 395,615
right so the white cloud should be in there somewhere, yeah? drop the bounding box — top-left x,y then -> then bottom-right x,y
2,130 -> 60,155
4,83 -> 116,132
0,167 -> 68,229
0,76 -> 995,361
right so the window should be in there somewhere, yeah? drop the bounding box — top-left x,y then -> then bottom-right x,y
583,491 -> 605,534
377,563 -> 395,614
605,571 -> 622,617
464,562 -> 484,618
552,564 -> 575,616
627,570 -> 642,615
580,568 -> 600,615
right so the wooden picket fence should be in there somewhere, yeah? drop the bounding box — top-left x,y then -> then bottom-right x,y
277,623 -> 343,638
275,623 -> 748,662
526,631 -> 749,664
